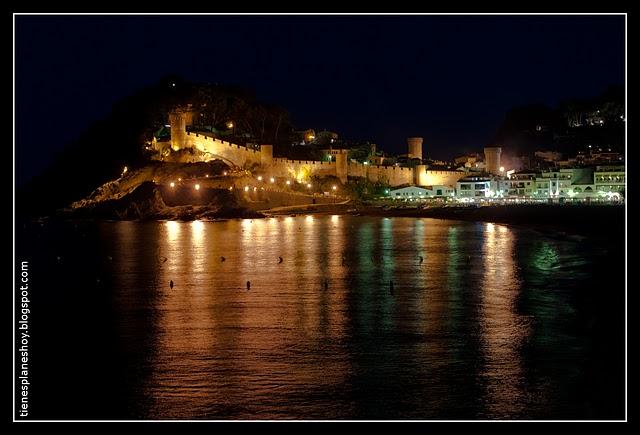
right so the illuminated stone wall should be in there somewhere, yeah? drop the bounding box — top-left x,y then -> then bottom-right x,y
416,166 -> 467,187
269,158 -> 338,181
169,111 -> 457,188
347,162 -> 415,186
185,132 -> 262,168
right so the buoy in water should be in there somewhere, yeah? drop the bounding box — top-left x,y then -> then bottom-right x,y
246,281 -> 251,290
278,256 -> 283,264
220,256 -> 226,262
170,280 -> 174,289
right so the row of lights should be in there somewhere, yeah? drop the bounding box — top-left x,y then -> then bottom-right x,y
168,180 -> 200,190
253,175 -> 317,190
166,174 -> 337,193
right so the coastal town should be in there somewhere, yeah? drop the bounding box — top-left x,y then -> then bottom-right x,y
139,104 -> 625,210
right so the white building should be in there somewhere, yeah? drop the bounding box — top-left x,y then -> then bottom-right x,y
594,165 -> 625,197
456,175 -> 492,198
389,185 -> 455,200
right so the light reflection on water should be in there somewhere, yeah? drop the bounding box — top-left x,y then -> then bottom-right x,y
31,216 -> 618,419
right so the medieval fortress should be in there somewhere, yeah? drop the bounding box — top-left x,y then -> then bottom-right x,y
153,108 -> 473,188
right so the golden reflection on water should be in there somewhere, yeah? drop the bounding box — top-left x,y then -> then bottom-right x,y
104,217 -> 546,418
480,222 -> 531,417
149,217 -> 352,418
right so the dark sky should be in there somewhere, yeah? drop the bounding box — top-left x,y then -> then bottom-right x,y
15,14 -> 624,185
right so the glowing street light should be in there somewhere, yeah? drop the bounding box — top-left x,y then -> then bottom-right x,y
194,184 -> 200,190
286,180 -> 291,185
223,171 -> 227,176
244,186 -> 249,192
307,183 -> 312,189
178,178 -> 182,182
332,185 -> 337,191
205,174 -> 209,178
226,120 -> 234,129
499,166 -> 504,172
257,176 -> 263,181
270,177 -> 275,183
170,182 -> 175,188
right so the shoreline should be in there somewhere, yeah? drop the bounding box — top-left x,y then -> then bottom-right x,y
36,203 -> 625,242
262,203 -> 625,240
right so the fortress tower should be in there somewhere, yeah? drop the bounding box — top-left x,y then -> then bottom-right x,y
260,144 -> 273,167
169,107 -> 196,151
407,137 -> 423,160
334,149 -> 348,183
483,146 -> 502,175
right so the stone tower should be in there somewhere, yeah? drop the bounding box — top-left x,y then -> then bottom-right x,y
483,146 -> 502,175
169,107 -> 195,151
334,149 -> 348,183
407,137 -> 423,160
260,144 -> 273,167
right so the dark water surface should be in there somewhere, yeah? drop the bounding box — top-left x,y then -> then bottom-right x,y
17,216 -> 625,420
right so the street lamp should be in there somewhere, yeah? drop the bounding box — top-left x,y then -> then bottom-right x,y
194,184 -> 200,191
170,182 -> 175,188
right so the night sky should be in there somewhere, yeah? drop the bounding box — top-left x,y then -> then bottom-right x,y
15,14 -> 625,185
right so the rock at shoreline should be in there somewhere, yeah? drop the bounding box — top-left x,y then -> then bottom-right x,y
63,181 -> 262,221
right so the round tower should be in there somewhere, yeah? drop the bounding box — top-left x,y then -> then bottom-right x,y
483,146 -> 502,175
407,137 -> 423,160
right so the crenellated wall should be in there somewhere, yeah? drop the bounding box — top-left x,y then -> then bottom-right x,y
167,110 -> 462,188
185,132 -> 262,168
415,166 -> 467,187
347,162 -> 415,186
268,158 -> 338,180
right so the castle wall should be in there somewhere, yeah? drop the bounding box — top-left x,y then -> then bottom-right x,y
346,162 -> 415,186
416,167 -> 467,187
169,115 -> 455,189
269,158 -> 338,180
185,132 -> 262,168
